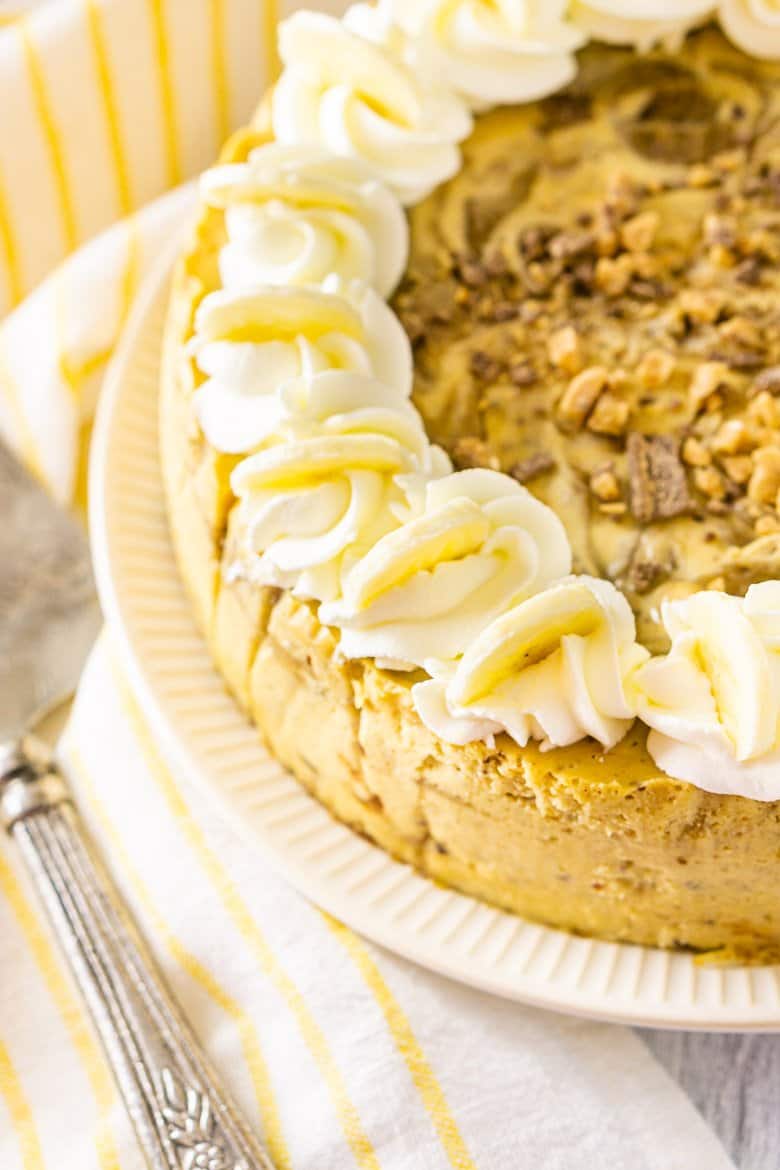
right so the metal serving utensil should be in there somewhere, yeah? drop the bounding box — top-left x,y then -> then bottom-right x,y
0,438 -> 274,1170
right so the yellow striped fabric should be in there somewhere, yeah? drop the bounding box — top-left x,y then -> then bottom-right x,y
0,1039 -> 45,1170
19,17 -> 81,253
0,171 -> 24,307
0,0 -> 272,315
0,0 -> 278,502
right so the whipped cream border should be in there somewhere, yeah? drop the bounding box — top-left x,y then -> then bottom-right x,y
187,1 -> 780,800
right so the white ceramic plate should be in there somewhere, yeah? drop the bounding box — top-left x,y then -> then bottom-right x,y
90,258 -> 780,1031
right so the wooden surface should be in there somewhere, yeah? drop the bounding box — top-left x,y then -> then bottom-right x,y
643,1030 -> 779,1169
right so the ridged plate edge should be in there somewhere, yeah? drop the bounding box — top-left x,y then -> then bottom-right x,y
89,256 -> 780,1031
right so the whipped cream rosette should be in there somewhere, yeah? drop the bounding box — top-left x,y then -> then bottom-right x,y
189,278 -> 412,455
272,11 -> 472,204
201,143 -> 408,295
319,468 -> 572,668
354,0 -> 585,110
271,367 -> 451,482
718,0 -> 780,58
632,583 -> 780,800
569,1 -> 713,49
229,370 -> 448,603
413,576 -> 648,751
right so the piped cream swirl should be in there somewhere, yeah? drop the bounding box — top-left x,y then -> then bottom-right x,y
190,278 -> 412,454
361,0 -> 585,110
272,11 -> 472,204
229,370 -> 450,603
718,0 -> 780,59
632,583 -> 780,800
319,468 -> 572,667
414,575 -> 648,750
569,1 -> 713,50
201,143 -> 408,294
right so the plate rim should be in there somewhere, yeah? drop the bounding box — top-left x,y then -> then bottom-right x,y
89,254 -> 780,1032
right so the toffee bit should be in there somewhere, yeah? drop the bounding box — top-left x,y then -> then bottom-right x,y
748,391 -> 780,427
490,301 -> 520,323
627,556 -> 668,595
681,436 -> 711,468
710,418 -> 757,455
604,172 -> 639,218
748,447 -> 780,505
752,366 -> 780,396
620,211 -> 658,253
709,348 -> 765,371
625,532 -> 678,595
571,259 -> 596,294
687,163 -> 718,188
706,499 -> 730,515
524,262 -> 553,295
722,454 -> 753,485
719,315 -> 763,350
637,348 -> 675,389
679,289 -> 725,325
703,212 -> 737,248
547,325 -> 583,373
518,225 -> 552,260
458,257 -> 487,287
508,361 -> 538,387
509,452 -> 556,484
734,257 -> 762,285
548,229 -> 594,261
589,465 -> 621,502
627,433 -> 692,524
469,350 -> 502,383
557,365 -> 608,429
630,279 -> 662,300
595,226 -> 619,257
485,251 -> 509,278
595,254 -> 633,297
693,465 -> 727,500
708,243 -> 735,269
689,361 -> 729,413
452,435 -> 500,471
587,393 -> 630,437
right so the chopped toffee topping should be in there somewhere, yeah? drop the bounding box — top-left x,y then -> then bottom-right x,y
392,27 -> 780,650
509,452 -> 556,484
627,434 -> 692,524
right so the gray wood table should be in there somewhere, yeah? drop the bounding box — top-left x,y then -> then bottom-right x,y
643,1031 -> 779,1169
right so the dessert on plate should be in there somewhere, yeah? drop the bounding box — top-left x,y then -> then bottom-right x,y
161,0 -> 780,961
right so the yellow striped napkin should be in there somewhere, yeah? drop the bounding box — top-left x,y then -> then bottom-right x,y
0,3 -> 738,1167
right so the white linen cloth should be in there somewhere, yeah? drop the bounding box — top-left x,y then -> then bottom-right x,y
0,2 -> 738,1167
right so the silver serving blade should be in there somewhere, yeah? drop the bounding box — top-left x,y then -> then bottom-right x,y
0,438 -> 101,741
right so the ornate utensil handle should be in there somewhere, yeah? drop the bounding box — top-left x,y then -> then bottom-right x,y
0,736 -> 276,1170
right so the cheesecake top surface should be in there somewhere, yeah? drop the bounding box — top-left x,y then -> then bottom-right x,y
393,27 -> 780,651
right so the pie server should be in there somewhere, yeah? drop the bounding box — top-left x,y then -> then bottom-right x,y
0,437 -> 274,1170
